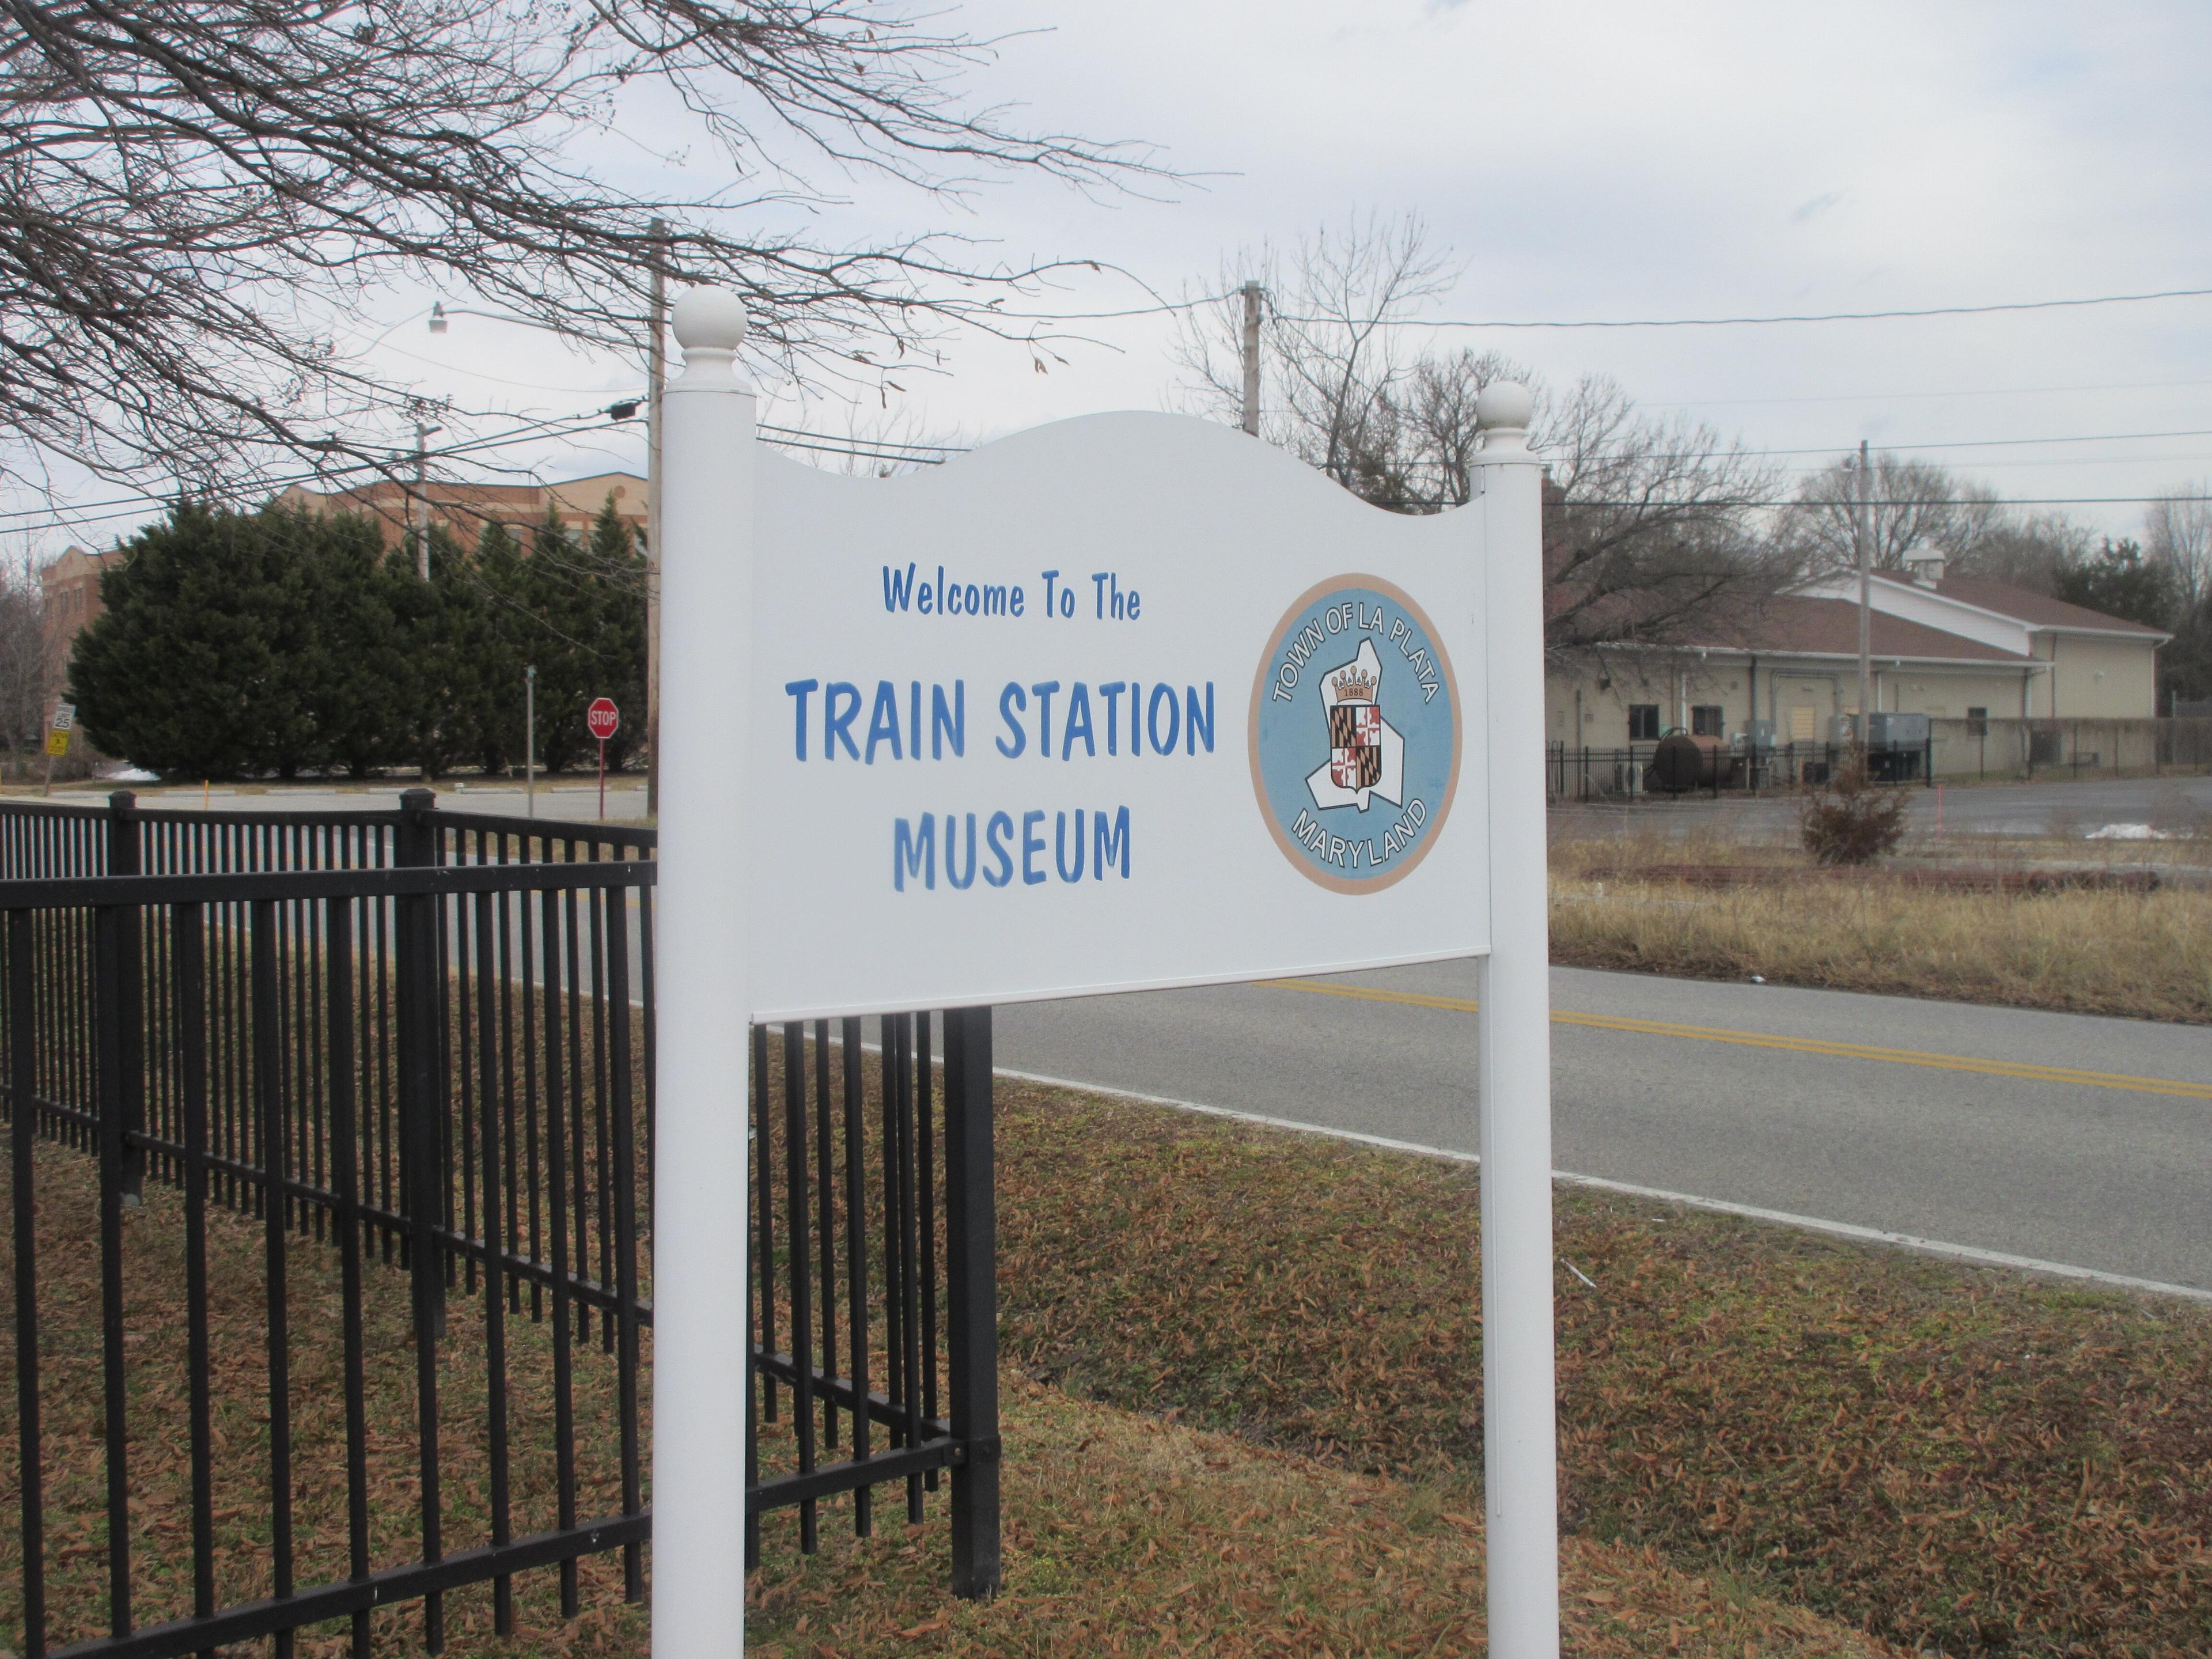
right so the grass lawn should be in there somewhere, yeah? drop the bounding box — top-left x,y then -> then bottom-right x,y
0,1137 -> 650,1659
747,1379 -> 1899,1658
1548,828 -> 2212,1022
984,1075 -> 2212,1659
10,1048 -> 2210,1657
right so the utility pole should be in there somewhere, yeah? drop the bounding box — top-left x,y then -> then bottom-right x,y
1239,280 -> 1263,437
646,217 -> 669,819
1854,436 -> 1872,763
525,665 -> 537,820
411,415 -> 442,580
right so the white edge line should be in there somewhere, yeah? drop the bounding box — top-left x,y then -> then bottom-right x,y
993,1064 -> 2212,1307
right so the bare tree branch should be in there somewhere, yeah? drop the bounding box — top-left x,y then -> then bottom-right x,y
1173,213 -> 1786,661
2144,485 -> 2212,613
0,0 -> 1171,502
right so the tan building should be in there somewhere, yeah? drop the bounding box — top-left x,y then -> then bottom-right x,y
1547,559 -> 2168,751
40,544 -> 124,694
277,471 -> 647,551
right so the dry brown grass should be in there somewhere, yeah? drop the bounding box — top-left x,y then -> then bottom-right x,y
747,1378 -> 1903,1659
1549,830 -> 2212,1022
4,1127 -> 1900,1659
0,1137 -> 650,1659
990,1078 -> 2212,1659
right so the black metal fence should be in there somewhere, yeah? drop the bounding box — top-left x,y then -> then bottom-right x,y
1548,740 -> 1934,801
0,793 -> 998,1659
746,1011 -> 999,1597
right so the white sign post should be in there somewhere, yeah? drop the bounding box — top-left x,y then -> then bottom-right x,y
653,291 -> 1558,1658
653,289 -> 756,1659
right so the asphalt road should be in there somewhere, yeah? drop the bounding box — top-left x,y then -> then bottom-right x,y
77,770 -> 2210,838
42,778 -> 2212,1289
994,962 -> 2212,1294
69,778 -> 650,827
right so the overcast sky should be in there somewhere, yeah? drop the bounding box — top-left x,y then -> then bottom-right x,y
23,0 -> 2212,557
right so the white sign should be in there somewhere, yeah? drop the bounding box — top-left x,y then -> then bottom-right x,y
649,289 -> 1558,1659
50,702 -> 74,732
748,415 -> 1490,1022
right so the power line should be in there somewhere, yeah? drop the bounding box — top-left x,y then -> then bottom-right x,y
1,404 -> 646,535
1774,453 -> 2212,475
759,431 -> 946,467
975,291 -> 1236,323
1652,375 -> 2212,407
1712,425 -> 2212,461
1274,283 -> 2212,331
756,422 -> 964,456
1569,494 -> 2209,509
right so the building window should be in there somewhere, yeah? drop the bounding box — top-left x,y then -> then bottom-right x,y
1967,706 -> 1988,736
1691,704 -> 1725,737
1627,704 -> 1660,741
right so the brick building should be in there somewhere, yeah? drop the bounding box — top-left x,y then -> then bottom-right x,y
276,471 -> 649,550
39,544 -> 123,695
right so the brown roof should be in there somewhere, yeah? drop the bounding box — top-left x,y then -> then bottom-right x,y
1926,574 -> 2168,637
1688,596 -> 2025,664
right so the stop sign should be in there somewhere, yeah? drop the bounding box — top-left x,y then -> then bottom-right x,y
587,696 -> 620,741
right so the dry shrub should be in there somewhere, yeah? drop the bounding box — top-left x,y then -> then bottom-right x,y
1798,761 -> 1908,865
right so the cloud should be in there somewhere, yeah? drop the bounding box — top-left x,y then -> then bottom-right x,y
1792,191 -> 1846,224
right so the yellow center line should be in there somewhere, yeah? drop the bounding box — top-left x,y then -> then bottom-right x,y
1265,978 -> 2212,1101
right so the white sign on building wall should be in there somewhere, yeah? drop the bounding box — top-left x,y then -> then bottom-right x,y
651,289 -> 1562,1659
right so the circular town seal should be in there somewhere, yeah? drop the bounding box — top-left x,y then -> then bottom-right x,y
1248,575 -> 1461,893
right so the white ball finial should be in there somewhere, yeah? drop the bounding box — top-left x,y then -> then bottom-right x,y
671,287 -> 748,353
1475,380 -> 1535,433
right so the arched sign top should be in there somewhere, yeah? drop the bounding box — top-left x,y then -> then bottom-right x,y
760,407 -> 1485,536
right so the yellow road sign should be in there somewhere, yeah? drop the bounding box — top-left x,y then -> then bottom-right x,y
45,728 -> 69,756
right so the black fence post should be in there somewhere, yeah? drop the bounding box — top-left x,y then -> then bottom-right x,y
942,1005 -> 1001,1601
393,789 -> 447,1646
92,904 -> 132,1639
251,900 -> 296,1658
105,793 -> 145,1202
10,908 -> 47,1659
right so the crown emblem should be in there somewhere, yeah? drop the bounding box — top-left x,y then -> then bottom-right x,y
1330,665 -> 1376,703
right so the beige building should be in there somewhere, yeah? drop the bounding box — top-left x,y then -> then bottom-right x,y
1547,559 -> 2168,751
40,544 -> 124,694
277,471 -> 647,551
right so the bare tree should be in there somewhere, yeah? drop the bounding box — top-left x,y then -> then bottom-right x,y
1781,454 -> 1988,575
1,0 -> 1165,503
1172,211 -> 1456,491
0,550 -> 50,769
1945,508 -> 2089,592
1540,377 -> 1786,656
2145,487 -> 2212,613
1781,453 -> 2096,593
1174,216 -> 1783,657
